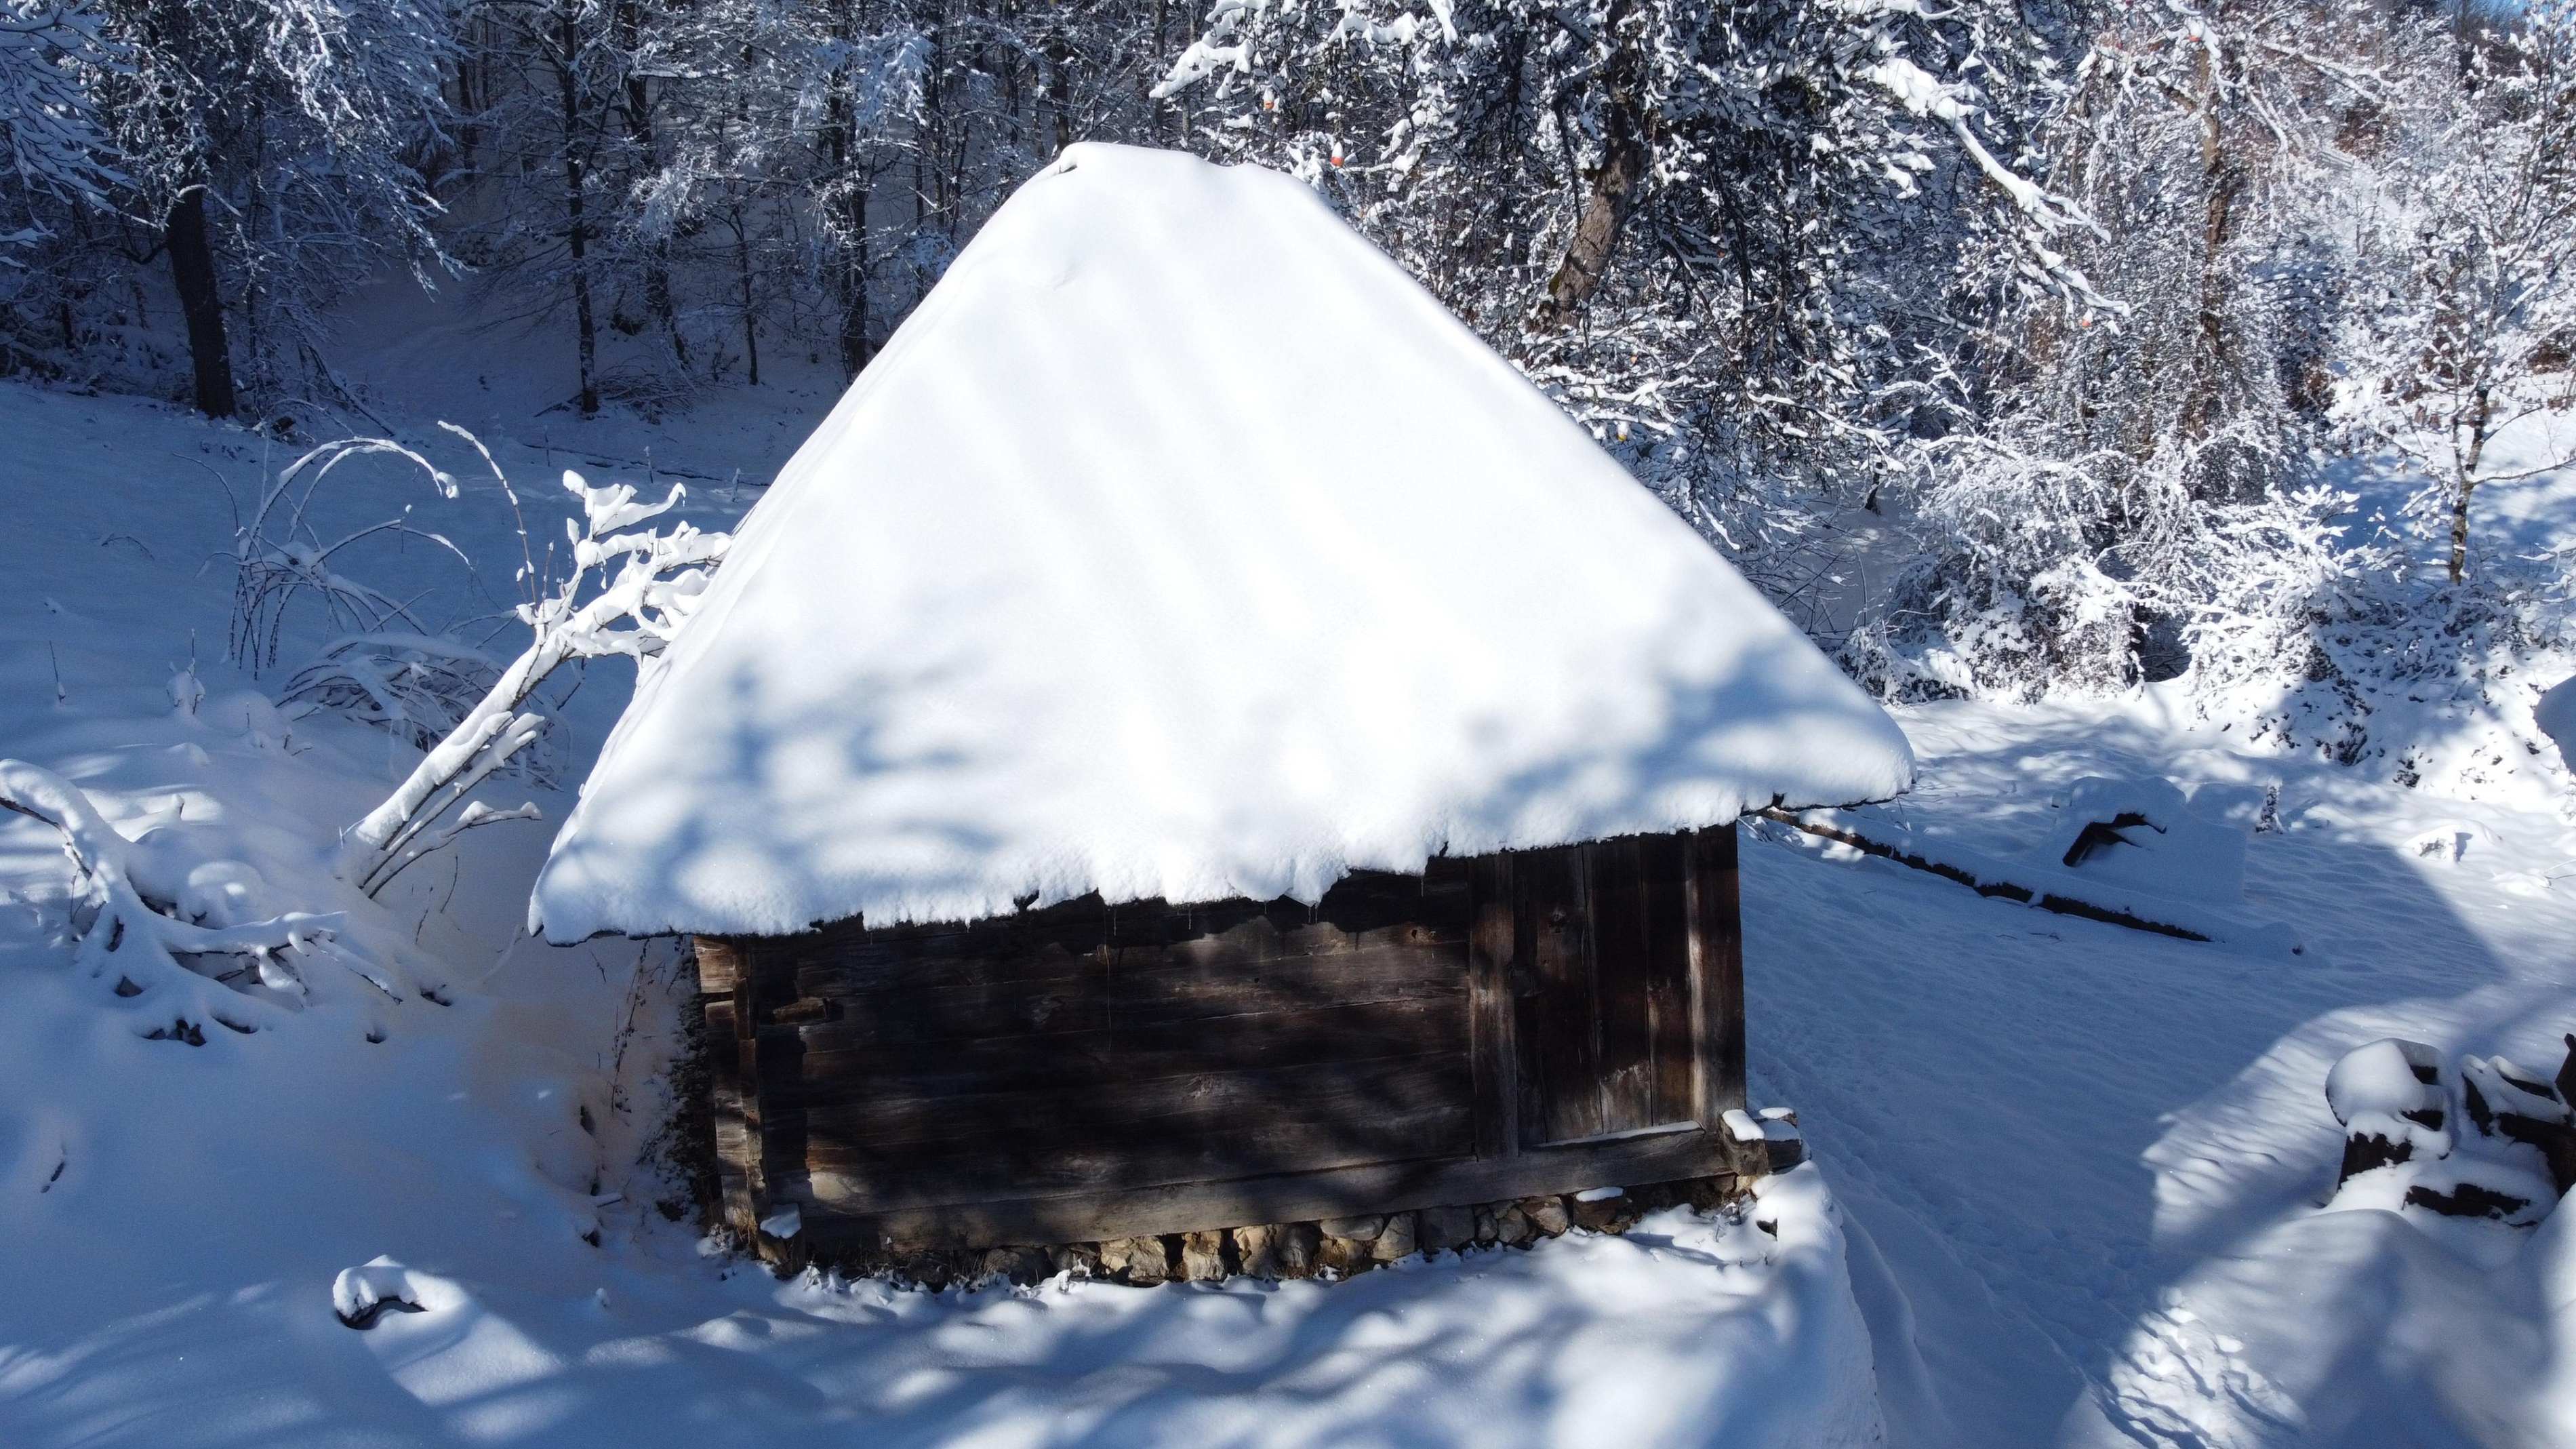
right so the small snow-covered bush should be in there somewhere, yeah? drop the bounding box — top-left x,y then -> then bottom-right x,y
2239,558 -> 2576,795
1850,423 -> 2356,702
278,633 -> 565,790
0,755 -> 418,1041
224,433 -> 585,791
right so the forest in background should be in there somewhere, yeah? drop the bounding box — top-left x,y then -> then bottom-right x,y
0,0 -> 2570,795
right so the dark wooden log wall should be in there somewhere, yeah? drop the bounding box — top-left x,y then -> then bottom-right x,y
698,823 -> 1754,1255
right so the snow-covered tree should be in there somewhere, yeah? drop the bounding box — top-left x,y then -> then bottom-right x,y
2346,8 -> 2576,584
0,1 -> 117,225
1151,0 -> 2088,601
1859,0 -> 2430,697
336,435 -> 728,896
92,0 -> 458,416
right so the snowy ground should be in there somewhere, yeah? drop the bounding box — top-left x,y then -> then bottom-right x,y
0,378 -> 2572,1445
1750,700 -> 2576,1446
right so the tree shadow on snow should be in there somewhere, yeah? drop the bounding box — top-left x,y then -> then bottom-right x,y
1739,702 -> 2571,1446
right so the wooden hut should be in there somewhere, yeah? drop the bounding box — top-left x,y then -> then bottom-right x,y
532,144 -> 1914,1279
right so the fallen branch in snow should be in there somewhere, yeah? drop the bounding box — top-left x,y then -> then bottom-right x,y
0,758 -> 382,1038
561,450 -> 738,486
1750,806 -> 2213,942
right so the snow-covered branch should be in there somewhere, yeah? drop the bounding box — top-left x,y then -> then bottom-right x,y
336,461 -> 729,894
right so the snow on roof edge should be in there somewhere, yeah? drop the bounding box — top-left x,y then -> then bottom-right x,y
527,143 -> 1915,944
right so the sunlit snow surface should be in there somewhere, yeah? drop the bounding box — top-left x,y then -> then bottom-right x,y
529,144 -> 1911,942
3,370 -> 2575,1445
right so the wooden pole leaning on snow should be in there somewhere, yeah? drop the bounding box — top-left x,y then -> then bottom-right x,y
1749,806 -> 2216,942
336,467 -> 729,898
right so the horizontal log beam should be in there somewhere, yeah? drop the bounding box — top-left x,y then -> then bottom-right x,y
784,1122 -> 1729,1251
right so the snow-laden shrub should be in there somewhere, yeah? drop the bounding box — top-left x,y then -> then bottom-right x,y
225,435 -> 473,674
229,430 -> 586,789
2237,553 -> 2576,797
1850,422 -> 2356,701
278,633 -> 565,791
0,753 -> 427,1042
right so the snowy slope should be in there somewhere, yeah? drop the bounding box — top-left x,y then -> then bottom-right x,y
532,143 -> 1912,942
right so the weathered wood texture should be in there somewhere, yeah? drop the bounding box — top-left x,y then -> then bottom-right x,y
700,825 -> 1750,1252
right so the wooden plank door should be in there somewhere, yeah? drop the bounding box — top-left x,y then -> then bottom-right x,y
1510,835 -> 1702,1147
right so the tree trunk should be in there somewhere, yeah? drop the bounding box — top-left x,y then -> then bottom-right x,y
1047,22 -> 1074,155
2180,49 -> 2242,449
165,188 -> 237,419
732,204 -> 759,387
613,0 -> 686,369
557,11 -> 599,418
1153,0 -> 1177,145
826,3 -> 872,382
837,187 -> 870,381
2449,386 -> 2492,584
2449,477 -> 2476,584
1537,11 -> 1645,328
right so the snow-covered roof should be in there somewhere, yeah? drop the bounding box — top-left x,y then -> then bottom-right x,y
529,144 -> 1914,942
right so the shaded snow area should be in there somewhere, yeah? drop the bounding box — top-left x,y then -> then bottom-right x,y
1751,701 -> 2576,1447
534,143 -> 1909,943
3,378 -> 2575,1447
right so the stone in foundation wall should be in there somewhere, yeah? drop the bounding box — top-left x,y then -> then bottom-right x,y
1181,1229 -> 1230,1282
769,1174 -> 1746,1289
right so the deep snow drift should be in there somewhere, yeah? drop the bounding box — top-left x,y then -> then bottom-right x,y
532,144 -> 1910,943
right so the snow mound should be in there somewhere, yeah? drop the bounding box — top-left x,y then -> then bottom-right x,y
531,143 -> 1912,940
331,1256 -> 443,1329
2540,675 -> 2576,774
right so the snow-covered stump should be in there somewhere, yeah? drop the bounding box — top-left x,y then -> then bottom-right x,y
331,1258 -> 435,1330
2462,1053 -> 2576,1199
2327,1038 -> 2453,1185
2326,1035 -> 2576,1228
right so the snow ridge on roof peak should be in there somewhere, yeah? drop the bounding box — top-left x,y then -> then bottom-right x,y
531,144 -> 1912,941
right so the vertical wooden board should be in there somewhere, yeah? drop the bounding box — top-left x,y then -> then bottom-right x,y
1514,843 -> 1604,1146
1638,831 -> 1697,1127
1466,852 -> 1518,1161
1588,835 -> 1657,1134
1687,824 -> 1751,1166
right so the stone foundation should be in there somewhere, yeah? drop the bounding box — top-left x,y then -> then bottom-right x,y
756,1173 -> 1754,1289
